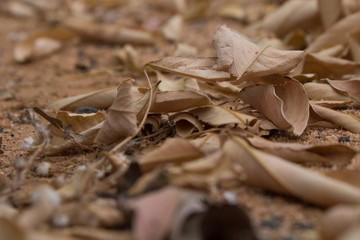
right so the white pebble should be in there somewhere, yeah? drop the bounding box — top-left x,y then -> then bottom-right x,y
36,162 -> 51,176
52,214 -> 70,228
21,136 -> 34,150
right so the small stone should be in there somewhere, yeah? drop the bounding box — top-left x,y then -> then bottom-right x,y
338,135 -> 350,143
36,162 -> 51,177
261,215 -> 283,229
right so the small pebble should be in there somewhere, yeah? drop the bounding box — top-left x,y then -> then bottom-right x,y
338,135 -> 350,143
36,162 -> 51,177
52,214 -> 70,228
75,107 -> 98,114
261,215 -> 283,229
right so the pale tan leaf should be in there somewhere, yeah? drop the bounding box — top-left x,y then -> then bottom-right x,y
327,79 -> 360,101
170,112 -> 203,137
55,111 -> 106,134
348,30 -> 360,62
150,90 -> 210,113
301,53 -> 360,79
225,136 -> 360,206
14,27 -> 78,63
321,205 -> 360,240
147,57 -> 230,82
157,71 -> 185,92
144,115 -> 162,133
304,82 -> 352,101
308,12 -> 360,53
316,44 -> 348,58
48,88 -> 117,112
239,76 -> 309,135
189,105 -> 256,128
318,0 -> 343,29
0,218 -> 24,240
310,103 -> 360,133
248,0 -> 319,37
113,44 -> 141,71
138,138 -> 203,172
213,25 -> 305,81
174,43 -> 198,57
95,80 -> 137,145
63,19 -> 154,45
147,0 -> 186,13
162,14 -> 183,42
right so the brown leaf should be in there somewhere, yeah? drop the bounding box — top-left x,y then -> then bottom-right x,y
327,79 -> 360,101
308,12 -> 360,53
95,80 -> 137,145
225,136 -> 360,206
63,19 -> 154,45
170,112 -> 203,137
138,138 -> 203,172
318,0 -> 343,29
0,218 -> 24,240
348,30 -> 360,62
162,14 -> 183,42
150,90 -> 210,113
239,76 -> 309,135
213,25 -> 305,81
147,57 -> 231,82
310,103 -> 360,133
301,53 -> 360,80
48,88 -> 117,112
189,105 -> 257,128
14,27 -> 78,63
304,82 -> 352,101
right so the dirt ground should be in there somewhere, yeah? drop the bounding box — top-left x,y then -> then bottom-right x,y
1,1 -> 360,240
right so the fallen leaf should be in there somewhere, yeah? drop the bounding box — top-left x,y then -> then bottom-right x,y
327,79 -> 360,101
213,25 -> 305,81
174,43 -> 198,57
348,30 -> 360,62
48,88 -> 117,112
318,0 -> 343,29
307,12 -> 360,53
225,136 -> 360,206
239,76 -> 309,135
138,138 -> 203,172
147,57 -> 231,82
0,218 -> 24,240
304,82 -> 352,101
150,90 -> 210,113
14,27 -> 78,63
113,44 -> 142,71
162,14 -> 183,42
63,19 -> 154,45
170,112 -> 203,137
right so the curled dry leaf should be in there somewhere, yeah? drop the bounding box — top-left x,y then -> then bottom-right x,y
14,27 -> 78,63
225,136 -> 360,206
95,80 -> 137,145
148,57 -> 230,82
174,43 -> 198,57
162,14 -> 183,42
239,76 -> 309,135
138,138 -> 203,172
169,112 -> 203,137
150,90 -> 210,113
321,205 -> 360,240
48,88 -> 116,111
213,25 -> 305,81
307,12 -> 360,53
301,53 -> 360,82
157,71 -> 186,92
63,19 -> 154,45
327,79 -> 360,101
304,82 -> 352,102
247,0 -> 319,37
310,103 -> 360,133
189,105 -> 257,129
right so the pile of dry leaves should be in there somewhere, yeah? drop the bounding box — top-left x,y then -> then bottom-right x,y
1,0 -> 360,239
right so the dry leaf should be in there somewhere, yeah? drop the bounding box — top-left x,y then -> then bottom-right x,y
348,30 -> 360,62
114,44 -> 141,71
327,79 -> 360,101
189,105 -> 257,128
304,82 -> 352,101
307,12 -> 360,53
162,14 -> 183,42
48,88 -> 116,112
148,57 -> 231,82
63,19 -> 154,45
147,0 -> 186,13
301,53 -> 360,79
310,103 -> 360,133
213,25 -> 305,81
225,136 -> 360,206
95,80 -> 137,145
138,138 -> 203,172
0,218 -> 24,240
318,0 -> 343,29
14,27 -> 78,62
174,43 -> 198,57
157,71 -> 185,92
239,76 -> 309,135
150,90 -> 210,113
4,1 -> 35,18
321,205 -> 360,240
170,112 -> 203,137
247,0 -> 319,37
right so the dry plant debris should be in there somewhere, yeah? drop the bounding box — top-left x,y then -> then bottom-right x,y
1,0 -> 360,239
